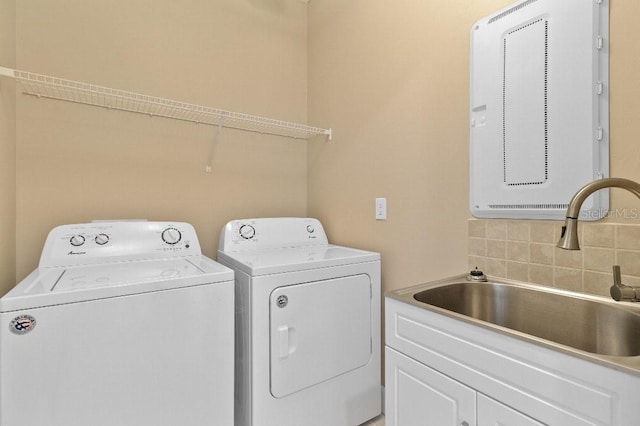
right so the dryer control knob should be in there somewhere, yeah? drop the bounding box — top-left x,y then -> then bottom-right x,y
70,235 -> 85,247
239,224 -> 256,240
95,233 -> 110,245
161,228 -> 182,245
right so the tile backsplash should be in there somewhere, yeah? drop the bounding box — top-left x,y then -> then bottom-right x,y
468,219 -> 640,298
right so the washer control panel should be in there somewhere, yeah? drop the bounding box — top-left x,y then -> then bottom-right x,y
218,218 -> 328,252
40,221 -> 201,267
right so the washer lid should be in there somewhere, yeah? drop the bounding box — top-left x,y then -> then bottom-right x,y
0,256 -> 233,312
217,244 -> 379,276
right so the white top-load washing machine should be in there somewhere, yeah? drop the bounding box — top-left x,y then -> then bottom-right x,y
217,217 -> 381,426
0,221 -> 235,426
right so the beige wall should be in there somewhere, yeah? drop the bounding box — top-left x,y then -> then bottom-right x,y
307,0 -> 515,293
0,0 -> 16,295
610,0 -> 640,184
4,1 -> 640,295
307,0 -> 640,296
12,0 -> 310,284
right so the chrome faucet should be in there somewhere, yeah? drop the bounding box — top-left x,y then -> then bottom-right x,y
557,177 -> 640,302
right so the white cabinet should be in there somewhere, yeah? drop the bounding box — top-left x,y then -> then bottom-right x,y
477,394 -> 543,426
385,297 -> 640,425
386,347 -> 543,426
386,347 -> 475,426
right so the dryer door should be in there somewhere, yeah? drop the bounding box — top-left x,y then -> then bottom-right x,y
269,274 -> 372,398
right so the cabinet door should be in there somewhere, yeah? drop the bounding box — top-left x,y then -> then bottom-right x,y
477,394 -> 545,426
386,347 -> 476,426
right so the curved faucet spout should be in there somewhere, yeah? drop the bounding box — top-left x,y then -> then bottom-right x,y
564,178 -> 640,219
557,178 -> 640,250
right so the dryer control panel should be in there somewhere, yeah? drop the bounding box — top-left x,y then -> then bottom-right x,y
40,221 -> 202,267
218,218 -> 328,252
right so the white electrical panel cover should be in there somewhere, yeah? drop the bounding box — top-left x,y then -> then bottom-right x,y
469,0 -> 609,220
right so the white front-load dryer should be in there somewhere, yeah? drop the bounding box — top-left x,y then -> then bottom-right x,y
217,218 -> 381,426
0,221 -> 235,426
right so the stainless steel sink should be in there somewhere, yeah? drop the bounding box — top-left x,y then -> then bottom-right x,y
387,275 -> 640,374
413,282 -> 640,357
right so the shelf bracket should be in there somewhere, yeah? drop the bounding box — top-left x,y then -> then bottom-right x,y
205,115 -> 226,173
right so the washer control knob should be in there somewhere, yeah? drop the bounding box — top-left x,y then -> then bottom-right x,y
239,224 -> 256,240
306,224 -> 315,233
94,233 -> 110,245
162,228 -> 182,245
70,235 -> 85,247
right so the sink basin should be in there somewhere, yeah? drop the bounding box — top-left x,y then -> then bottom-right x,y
412,281 -> 640,357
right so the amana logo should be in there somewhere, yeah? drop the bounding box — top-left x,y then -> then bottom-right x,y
9,315 -> 37,335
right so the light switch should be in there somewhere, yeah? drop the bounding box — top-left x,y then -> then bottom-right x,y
375,198 -> 387,220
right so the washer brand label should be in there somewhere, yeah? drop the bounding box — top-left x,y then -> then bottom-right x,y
9,315 -> 37,335
67,251 -> 86,256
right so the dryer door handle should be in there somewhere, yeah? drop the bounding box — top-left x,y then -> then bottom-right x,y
277,325 -> 296,359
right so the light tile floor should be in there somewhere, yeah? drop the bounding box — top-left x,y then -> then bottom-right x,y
361,414 -> 385,425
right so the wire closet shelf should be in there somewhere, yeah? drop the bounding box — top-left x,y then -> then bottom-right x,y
0,67 -> 332,140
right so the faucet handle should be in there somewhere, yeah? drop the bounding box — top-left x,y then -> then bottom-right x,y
613,265 -> 622,286
610,265 -> 640,301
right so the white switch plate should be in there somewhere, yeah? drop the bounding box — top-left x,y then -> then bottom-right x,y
375,198 -> 387,220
